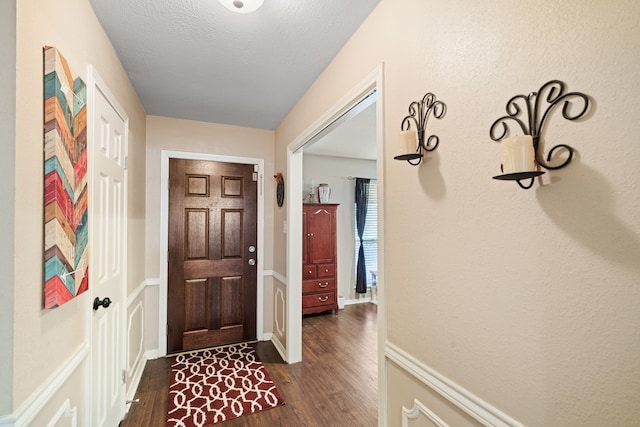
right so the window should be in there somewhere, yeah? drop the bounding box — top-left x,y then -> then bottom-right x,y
354,179 -> 377,287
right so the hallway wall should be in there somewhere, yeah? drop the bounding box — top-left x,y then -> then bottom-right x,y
0,0 -> 16,416
144,115 -> 276,352
7,0 -> 147,423
275,0 -> 640,425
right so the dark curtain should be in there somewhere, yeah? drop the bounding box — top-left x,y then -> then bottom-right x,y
355,178 -> 370,294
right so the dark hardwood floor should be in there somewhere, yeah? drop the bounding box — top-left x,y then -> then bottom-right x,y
120,303 -> 378,427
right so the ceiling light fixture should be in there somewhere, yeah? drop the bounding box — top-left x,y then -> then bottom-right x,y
218,0 -> 264,13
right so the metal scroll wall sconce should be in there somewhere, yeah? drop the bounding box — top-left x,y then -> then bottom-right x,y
490,80 -> 591,189
394,92 -> 447,166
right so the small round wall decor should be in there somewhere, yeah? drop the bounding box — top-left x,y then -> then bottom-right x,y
274,173 -> 285,207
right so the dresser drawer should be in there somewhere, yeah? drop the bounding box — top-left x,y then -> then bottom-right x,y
317,263 -> 335,277
302,291 -> 335,308
303,265 -> 317,279
302,278 -> 335,294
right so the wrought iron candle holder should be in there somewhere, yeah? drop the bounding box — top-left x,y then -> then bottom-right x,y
490,80 -> 590,189
394,92 -> 446,166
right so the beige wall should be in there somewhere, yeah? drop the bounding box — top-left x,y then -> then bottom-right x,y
144,115 -> 276,345
275,0 -> 640,425
145,115 -> 275,277
12,0 -> 146,418
0,0 -> 16,415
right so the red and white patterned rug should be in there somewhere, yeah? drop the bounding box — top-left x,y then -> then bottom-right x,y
166,343 -> 285,426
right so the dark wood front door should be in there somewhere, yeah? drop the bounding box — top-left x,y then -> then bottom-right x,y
168,159 -> 257,353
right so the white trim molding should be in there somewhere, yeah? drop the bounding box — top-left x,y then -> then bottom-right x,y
385,342 -> 523,427
127,278 -> 158,307
45,399 -> 78,427
126,300 -> 144,373
402,399 -> 449,427
286,63 -> 385,367
144,349 -> 159,361
274,287 -> 286,338
270,334 -> 287,362
266,270 -> 287,286
126,300 -> 145,403
0,414 -> 15,426
125,278 -> 159,403
10,342 -> 89,427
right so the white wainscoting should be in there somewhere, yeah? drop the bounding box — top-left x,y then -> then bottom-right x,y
0,415 -> 15,426
5,342 -> 89,427
402,398 -> 449,427
126,280 -> 152,404
266,270 -> 287,361
267,270 -> 286,287
45,399 -> 77,427
0,279 -> 154,426
385,342 -> 523,427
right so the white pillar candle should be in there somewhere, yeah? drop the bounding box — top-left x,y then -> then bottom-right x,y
501,135 -> 536,174
398,130 -> 418,155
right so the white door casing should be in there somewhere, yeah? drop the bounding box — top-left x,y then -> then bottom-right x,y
88,66 -> 128,427
286,64 -> 385,364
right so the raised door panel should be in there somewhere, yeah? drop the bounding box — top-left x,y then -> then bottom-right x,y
307,206 -> 336,265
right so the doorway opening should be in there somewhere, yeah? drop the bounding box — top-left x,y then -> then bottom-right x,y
285,65 -> 385,373
302,91 -> 378,307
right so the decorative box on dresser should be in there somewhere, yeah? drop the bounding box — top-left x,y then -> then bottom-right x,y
302,203 -> 339,315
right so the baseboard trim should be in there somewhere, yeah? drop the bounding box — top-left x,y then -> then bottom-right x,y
126,351 -> 154,407
385,342 -> 523,427
125,352 -> 148,411
343,297 -> 373,306
12,342 -> 89,427
270,334 -> 287,362
145,278 -> 160,287
0,414 -> 16,426
144,349 -> 159,360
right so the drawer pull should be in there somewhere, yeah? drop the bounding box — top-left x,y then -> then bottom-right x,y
318,296 -> 329,302
318,282 -> 328,288
324,268 -> 329,272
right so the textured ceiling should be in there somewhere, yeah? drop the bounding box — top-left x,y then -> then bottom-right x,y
305,92 -> 377,160
89,0 -> 381,130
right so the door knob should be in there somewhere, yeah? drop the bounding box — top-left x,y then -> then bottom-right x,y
248,258 -> 256,266
93,297 -> 112,311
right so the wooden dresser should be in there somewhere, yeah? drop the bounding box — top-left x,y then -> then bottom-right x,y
302,203 -> 339,315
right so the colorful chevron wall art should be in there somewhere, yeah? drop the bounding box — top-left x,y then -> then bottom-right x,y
43,46 -> 88,309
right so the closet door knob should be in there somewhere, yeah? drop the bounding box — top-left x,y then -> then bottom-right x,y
93,297 -> 111,311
